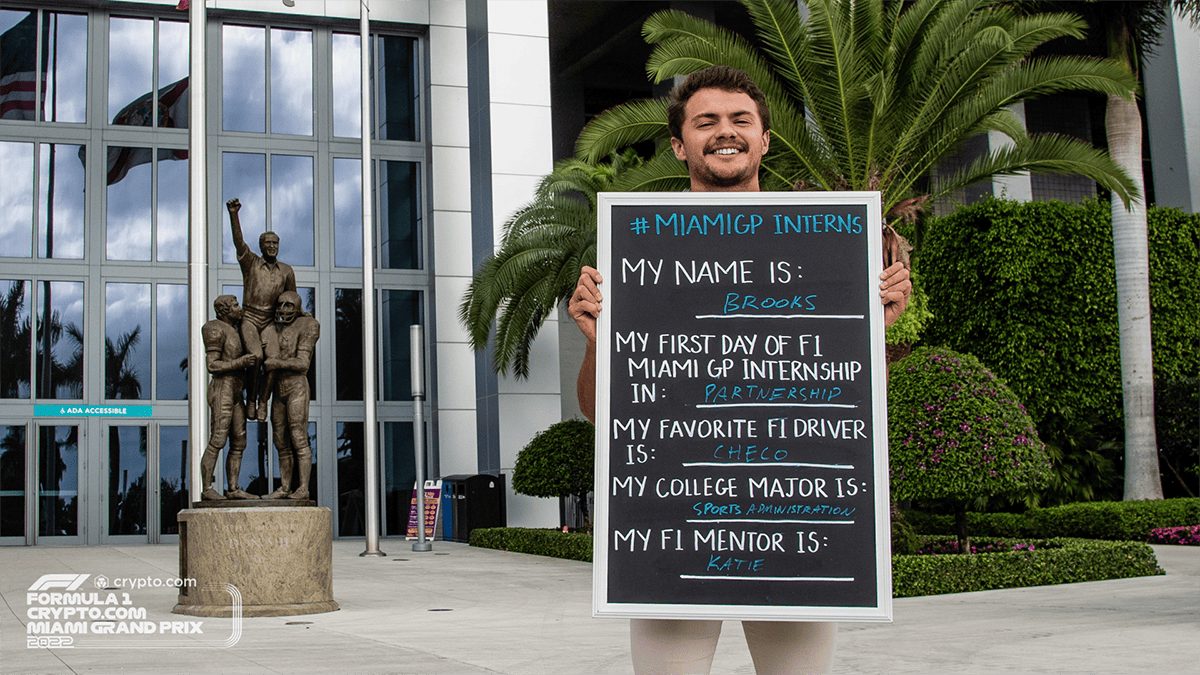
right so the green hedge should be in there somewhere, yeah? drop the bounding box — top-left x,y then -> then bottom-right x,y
470,529 -> 1163,598
893,536 -> 1163,598
469,527 -> 593,562
903,498 -> 1200,541
919,199 -> 1200,429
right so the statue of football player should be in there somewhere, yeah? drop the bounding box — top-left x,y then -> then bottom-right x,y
262,291 -> 320,500
227,198 -> 296,422
199,295 -> 260,501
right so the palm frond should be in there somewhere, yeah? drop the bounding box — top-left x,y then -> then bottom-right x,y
928,134 -> 1139,207
575,99 -> 670,163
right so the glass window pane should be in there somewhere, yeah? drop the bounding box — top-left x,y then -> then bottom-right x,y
156,284 -> 188,400
159,425 -> 187,535
378,35 -> 416,141
297,286 -> 317,399
106,146 -> 153,261
222,24 -> 265,133
270,28 -> 312,136
336,421 -> 363,537
157,155 -> 188,261
238,422 -> 268,496
1,424 -> 26,537
42,13 -> 88,123
108,17 -> 152,126
380,161 -> 421,269
1,280 -> 32,398
335,288 -> 362,401
105,283 -> 150,400
38,143 -> 85,260
381,289 -> 422,400
332,33 -> 361,138
334,157 -> 362,267
221,152 -> 266,264
108,426 -> 147,535
36,281 -> 83,399
1,10 -> 37,121
0,142 -> 33,257
270,154 -> 314,266
158,20 -> 189,130
38,425 -> 78,537
383,421 -> 414,536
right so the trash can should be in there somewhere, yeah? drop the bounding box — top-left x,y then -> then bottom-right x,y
440,473 -> 506,542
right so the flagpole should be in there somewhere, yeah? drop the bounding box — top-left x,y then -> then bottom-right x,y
360,0 -> 385,557
187,0 -> 208,504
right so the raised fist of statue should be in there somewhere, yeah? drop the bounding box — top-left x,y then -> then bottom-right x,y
226,198 -> 241,213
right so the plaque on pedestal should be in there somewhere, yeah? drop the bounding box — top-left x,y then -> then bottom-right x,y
173,506 -> 339,618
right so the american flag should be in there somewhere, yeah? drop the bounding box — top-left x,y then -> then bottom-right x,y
0,12 -> 46,120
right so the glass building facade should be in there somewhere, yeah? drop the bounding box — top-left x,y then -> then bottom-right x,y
0,3 -> 439,544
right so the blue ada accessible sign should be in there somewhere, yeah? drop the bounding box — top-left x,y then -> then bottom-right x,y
34,405 -> 153,418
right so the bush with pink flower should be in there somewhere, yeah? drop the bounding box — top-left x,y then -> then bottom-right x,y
889,347 -> 1052,552
1147,524 -> 1200,546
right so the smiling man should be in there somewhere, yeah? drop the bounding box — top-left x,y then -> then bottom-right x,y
568,66 -> 911,675
667,68 -> 771,192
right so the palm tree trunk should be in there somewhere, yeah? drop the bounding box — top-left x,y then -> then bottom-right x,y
1106,92 -> 1163,501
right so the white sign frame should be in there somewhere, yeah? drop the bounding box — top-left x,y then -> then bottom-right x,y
592,191 -> 892,622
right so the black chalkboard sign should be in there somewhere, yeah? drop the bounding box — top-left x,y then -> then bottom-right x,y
593,192 -> 892,622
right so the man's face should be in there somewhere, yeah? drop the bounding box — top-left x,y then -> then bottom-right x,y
217,298 -> 243,321
260,234 -> 280,259
670,88 -> 770,192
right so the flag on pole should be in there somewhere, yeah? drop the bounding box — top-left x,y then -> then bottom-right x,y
97,77 -> 190,184
0,12 -> 47,120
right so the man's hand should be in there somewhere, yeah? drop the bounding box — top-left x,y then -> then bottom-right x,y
237,354 -> 258,369
568,266 -> 604,343
227,198 -> 241,214
880,261 -> 911,328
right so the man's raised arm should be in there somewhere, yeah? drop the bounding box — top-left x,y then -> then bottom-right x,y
227,198 -> 249,257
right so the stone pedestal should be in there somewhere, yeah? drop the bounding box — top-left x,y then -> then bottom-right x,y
173,506 -> 339,617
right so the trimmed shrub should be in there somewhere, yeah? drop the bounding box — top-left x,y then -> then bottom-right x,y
1147,525 -> 1200,546
511,419 -> 595,528
890,347 -> 1051,503
893,536 -> 1163,597
919,199 -> 1199,429
470,527 -> 594,562
889,346 -> 1050,550
904,497 -> 1200,541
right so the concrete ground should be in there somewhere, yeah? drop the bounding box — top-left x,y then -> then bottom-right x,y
1,541 -> 1196,675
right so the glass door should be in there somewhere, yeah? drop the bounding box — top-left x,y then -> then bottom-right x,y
35,424 -> 83,544
102,424 -> 148,543
157,425 -> 189,542
0,423 -> 31,545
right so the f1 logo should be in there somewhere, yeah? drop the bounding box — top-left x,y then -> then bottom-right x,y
28,574 -> 91,591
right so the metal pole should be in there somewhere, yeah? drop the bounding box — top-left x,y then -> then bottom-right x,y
360,0 -> 385,557
410,324 -> 431,552
187,0 -> 208,504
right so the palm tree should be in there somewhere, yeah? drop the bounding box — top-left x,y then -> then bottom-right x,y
0,282 -> 32,398
460,150 -> 643,378
576,0 -> 1139,220
1085,0 -> 1196,501
104,326 -> 144,400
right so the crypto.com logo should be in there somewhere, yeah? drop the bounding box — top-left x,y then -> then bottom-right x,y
28,574 -> 91,592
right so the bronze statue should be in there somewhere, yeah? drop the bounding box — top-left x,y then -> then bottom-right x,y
200,295 -> 259,501
227,198 -> 296,421
262,291 -> 320,500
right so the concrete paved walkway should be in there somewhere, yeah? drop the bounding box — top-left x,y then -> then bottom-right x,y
2,541 -> 1195,674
